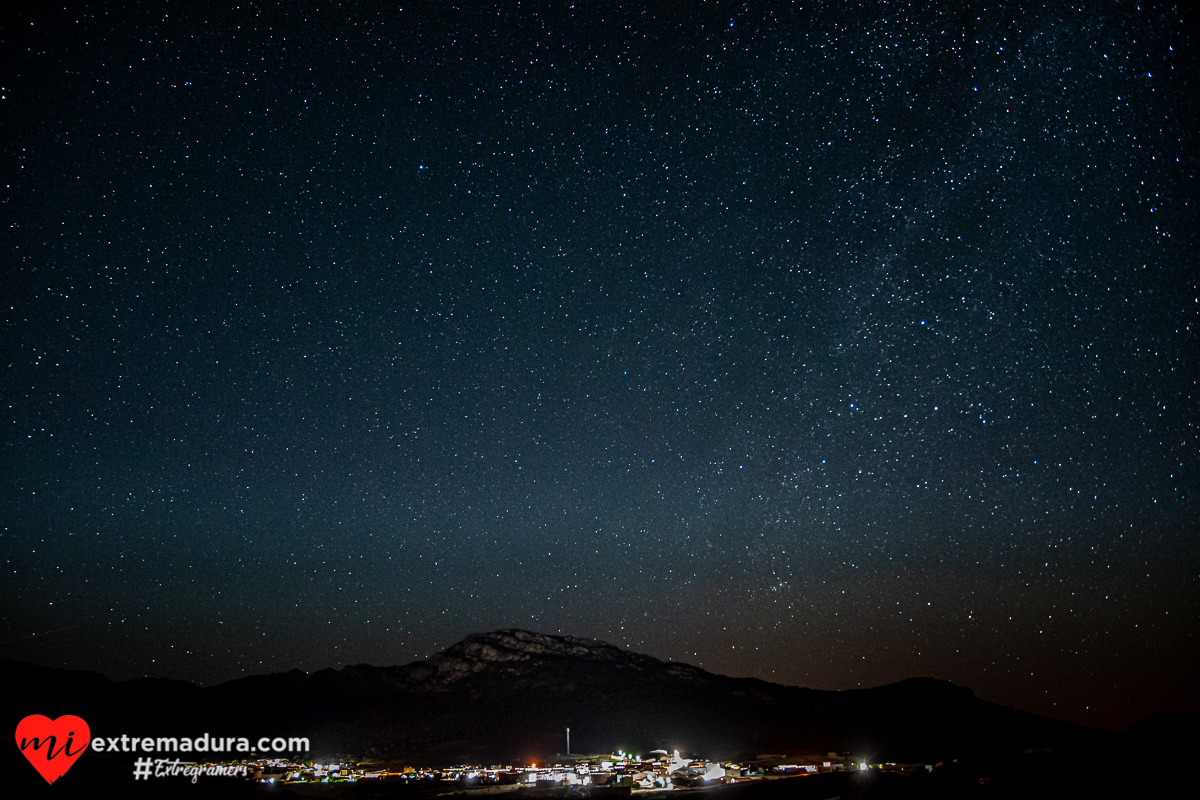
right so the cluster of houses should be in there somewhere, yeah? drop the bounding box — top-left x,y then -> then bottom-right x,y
198,748 -> 920,788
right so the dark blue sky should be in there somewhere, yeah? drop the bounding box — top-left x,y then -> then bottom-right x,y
3,1 -> 1196,731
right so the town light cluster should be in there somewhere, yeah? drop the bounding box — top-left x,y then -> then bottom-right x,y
190,748 -> 913,787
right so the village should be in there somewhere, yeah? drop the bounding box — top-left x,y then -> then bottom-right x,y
196,749 -> 934,789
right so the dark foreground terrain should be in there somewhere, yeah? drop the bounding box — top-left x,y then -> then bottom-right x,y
3,630 -> 1196,797
1,752 -> 1193,800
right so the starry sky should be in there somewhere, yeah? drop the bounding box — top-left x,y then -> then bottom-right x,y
2,1 -> 1196,731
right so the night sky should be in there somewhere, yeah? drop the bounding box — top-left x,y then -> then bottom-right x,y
3,2 -> 1196,732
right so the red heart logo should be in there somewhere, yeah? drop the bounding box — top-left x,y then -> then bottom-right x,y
15,715 -> 91,784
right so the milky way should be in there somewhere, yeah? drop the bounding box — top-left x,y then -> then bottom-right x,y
2,2 -> 1195,730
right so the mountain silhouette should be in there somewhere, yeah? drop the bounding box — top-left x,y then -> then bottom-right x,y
0,629 -> 1123,765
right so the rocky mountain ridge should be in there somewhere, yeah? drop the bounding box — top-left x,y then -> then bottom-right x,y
0,629 -> 1143,765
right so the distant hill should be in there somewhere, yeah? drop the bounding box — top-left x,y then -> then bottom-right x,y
1,629 -> 1125,765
